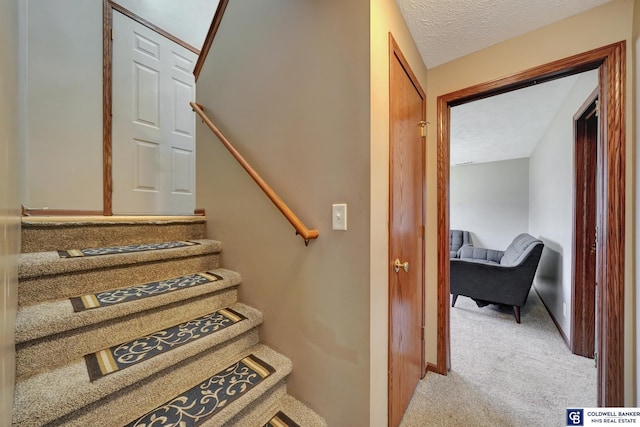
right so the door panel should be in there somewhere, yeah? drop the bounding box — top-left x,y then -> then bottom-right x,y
388,36 -> 426,427
112,11 -> 197,214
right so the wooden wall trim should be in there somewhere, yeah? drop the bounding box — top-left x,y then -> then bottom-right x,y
534,287 -> 570,348
426,363 -> 439,375
436,41 -> 626,405
103,0 -> 113,216
109,1 -> 200,54
598,41 -> 625,407
193,0 -> 229,81
436,94 -> 450,376
22,207 -> 105,217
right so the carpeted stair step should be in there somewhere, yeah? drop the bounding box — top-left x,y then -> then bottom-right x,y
21,215 -> 206,253
262,394 -> 327,427
13,303 -> 262,427
123,344 -> 292,427
18,238 -> 222,307
222,382 -> 327,427
24,344 -> 292,427
16,268 -> 241,379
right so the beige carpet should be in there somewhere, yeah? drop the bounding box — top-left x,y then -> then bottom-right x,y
401,289 -> 596,426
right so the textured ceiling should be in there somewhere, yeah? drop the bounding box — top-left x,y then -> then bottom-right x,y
450,70 -> 598,166
396,0 -> 612,68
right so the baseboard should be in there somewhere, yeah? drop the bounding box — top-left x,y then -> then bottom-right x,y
22,205 -> 105,217
533,286 -> 570,349
426,362 -> 440,375
22,205 -> 208,218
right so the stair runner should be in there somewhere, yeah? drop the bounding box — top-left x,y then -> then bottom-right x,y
85,306 -> 246,380
13,217 -> 326,427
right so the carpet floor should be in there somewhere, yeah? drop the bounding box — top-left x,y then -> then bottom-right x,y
400,289 -> 596,426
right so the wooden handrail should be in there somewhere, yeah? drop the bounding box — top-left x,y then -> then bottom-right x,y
191,102 -> 319,245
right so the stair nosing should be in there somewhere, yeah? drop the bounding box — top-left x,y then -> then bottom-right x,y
15,268 -> 241,343
18,239 -> 221,279
22,215 -> 207,225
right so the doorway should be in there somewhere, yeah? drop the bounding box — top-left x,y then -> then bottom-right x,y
436,42 -> 626,406
388,33 -> 426,427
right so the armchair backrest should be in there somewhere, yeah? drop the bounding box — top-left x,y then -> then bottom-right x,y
500,233 -> 544,267
450,230 -> 471,254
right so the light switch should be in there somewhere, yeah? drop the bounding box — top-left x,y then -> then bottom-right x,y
332,203 -> 347,231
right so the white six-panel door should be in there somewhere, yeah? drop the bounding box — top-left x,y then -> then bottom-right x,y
112,11 -> 197,215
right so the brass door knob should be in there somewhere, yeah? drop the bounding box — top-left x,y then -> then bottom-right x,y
393,258 -> 409,273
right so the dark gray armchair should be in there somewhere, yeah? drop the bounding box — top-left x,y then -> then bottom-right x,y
450,230 -> 471,258
450,233 -> 544,323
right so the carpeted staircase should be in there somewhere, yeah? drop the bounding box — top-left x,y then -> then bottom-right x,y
13,216 -> 325,427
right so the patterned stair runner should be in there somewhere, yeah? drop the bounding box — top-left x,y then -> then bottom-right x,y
58,241 -> 199,258
85,307 -> 246,381
127,354 -> 275,426
70,272 -> 223,312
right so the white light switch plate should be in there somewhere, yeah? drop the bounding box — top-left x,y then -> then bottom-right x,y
332,203 -> 347,230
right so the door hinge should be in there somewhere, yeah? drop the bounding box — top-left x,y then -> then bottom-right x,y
595,100 -> 600,117
421,326 -> 425,341
594,351 -> 598,368
110,28 -> 114,41
420,225 -> 425,239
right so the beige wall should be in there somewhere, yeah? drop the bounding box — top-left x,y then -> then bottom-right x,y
427,0 -> 636,404
22,0 -> 103,210
195,1 -> 371,425
370,0 -> 428,424
0,0 -> 21,424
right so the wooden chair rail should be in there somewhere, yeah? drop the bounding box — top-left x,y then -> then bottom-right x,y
191,102 -> 319,246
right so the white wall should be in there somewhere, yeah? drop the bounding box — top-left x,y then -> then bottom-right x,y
450,158 -> 530,250
115,0 -> 218,50
23,0 -> 103,210
529,70 -> 598,336
0,0 -> 21,424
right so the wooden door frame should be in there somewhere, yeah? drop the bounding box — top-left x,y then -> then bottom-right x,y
436,41 -> 626,406
388,33 -> 427,425
571,89 -> 599,358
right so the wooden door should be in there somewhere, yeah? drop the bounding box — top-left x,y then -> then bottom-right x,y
572,97 -> 598,359
112,11 -> 197,215
388,35 -> 426,427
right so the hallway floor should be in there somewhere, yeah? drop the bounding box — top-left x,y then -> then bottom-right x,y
400,290 -> 596,426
